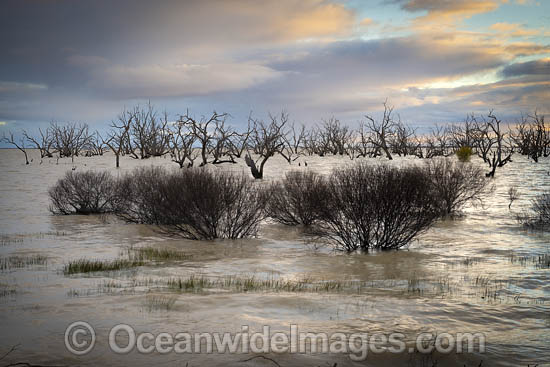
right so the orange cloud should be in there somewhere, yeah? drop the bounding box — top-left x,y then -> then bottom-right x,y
283,2 -> 356,40
490,22 -> 540,37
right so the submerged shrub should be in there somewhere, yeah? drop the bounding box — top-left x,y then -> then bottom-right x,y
423,158 -> 490,216
267,170 -> 329,226
314,163 -> 440,252
519,191 -> 550,230
456,146 -> 473,162
49,171 -> 118,215
115,167 -> 267,239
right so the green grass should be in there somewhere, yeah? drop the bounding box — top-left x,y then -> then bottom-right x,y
0,254 -> 47,271
63,258 -> 145,275
128,246 -> 190,262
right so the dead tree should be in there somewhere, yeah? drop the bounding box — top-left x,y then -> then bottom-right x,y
50,122 -> 92,161
210,117 -> 238,164
448,115 -> 476,150
22,127 -> 54,158
168,121 -> 198,168
246,112 -> 289,179
364,102 -> 395,160
103,109 -> 133,168
130,103 -> 170,159
425,125 -> 452,158
2,131 -> 29,164
85,131 -> 106,156
178,111 -> 228,166
472,112 -> 513,177
389,119 -> 422,157
510,112 -> 548,162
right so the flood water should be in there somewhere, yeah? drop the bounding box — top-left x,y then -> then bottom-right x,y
0,148 -> 549,366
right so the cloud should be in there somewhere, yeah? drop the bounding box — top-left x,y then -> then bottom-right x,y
395,0 -> 500,20
490,22 -> 540,37
501,59 -> 550,77
88,63 -> 284,99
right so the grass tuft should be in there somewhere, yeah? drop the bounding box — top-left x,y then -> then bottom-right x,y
63,258 -> 144,275
0,254 -> 47,271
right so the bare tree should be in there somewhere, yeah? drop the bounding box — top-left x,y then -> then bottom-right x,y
425,125 -> 452,158
389,119 -> 422,157
103,109 -> 133,168
22,127 -> 54,158
510,112 -> 548,162
168,121 -> 198,168
50,121 -> 92,161
84,131 -> 106,156
130,103 -> 170,159
177,110 -> 228,166
245,112 -> 289,179
363,102 -> 395,160
2,131 -> 29,164
472,111 -> 513,177
279,121 -> 307,164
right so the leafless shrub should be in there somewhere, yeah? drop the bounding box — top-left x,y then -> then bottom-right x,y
423,158 -> 490,216
518,191 -> 550,230
314,163 -> 440,252
267,171 -> 329,226
49,171 -> 118,214
115,167 -> 267,239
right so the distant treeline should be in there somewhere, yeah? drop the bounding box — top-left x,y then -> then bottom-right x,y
2,102 -> 548,177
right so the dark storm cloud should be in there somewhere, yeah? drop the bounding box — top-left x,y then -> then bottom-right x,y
501,59 -> 550,77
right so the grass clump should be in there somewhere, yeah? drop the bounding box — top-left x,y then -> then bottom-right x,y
128,246 -> 190,261
63,258 -> 144,275
0,254 -> 47,271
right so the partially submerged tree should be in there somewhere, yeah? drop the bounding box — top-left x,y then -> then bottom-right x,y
50,121 -> 92,161
22,127 -> 54,158
472,111 -> 513,177
168,120 -> 198,168
2,131 -> 29,165
103,109 -> 133,168
246,112 -> 289,179
510,112 -> 549,162
177,110 -> 228,166
129,103 -> 170,159
363,102 -> 395,160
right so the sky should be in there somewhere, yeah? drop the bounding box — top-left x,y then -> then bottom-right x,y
0,0 -> 549,139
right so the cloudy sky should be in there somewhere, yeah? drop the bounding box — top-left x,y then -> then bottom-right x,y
1,0 -> 549,137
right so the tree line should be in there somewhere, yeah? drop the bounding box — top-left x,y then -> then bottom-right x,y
2,102 -> 548,177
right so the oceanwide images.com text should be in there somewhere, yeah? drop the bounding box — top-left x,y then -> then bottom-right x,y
65,322 -> 485,361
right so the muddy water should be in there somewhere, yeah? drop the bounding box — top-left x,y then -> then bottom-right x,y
0,149 -> 549,367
